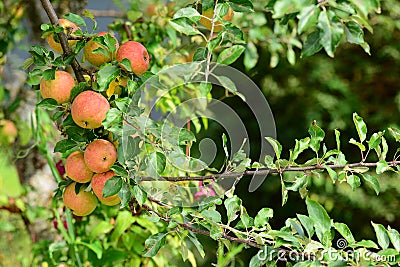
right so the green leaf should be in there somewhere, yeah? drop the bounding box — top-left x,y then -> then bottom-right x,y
349,138 -> 366,151
388,127 -> 400,142
347,174 -> 361,190
301,30 -> 323,58
325,165 -> 338,183
353,239 -> 379,249
361,174 -> 380,195
133,185 -> 147,206
317,10 -> 344,57
306,197 -> 331,236
308,121 -> 325,153
111,211 -> 135,243
388,228 -> 400,252
102,176 -> 122,198
244,41 -> 258,70
215,75 -> 238,94
229,0 -> 254,12
110,165 -> 128,178
201,210 -> 222,223
103,108 -> 123,130
291,137 -> 310,162
367,131 -> 384,150
126,10 -> 142,21
217,45 -> 245,65
353,113 -> 367,143
169,18 -> 201,35
173,7 -> 201,21
37,98 -> 59,110
265,137 -> 282,159
96,65 -> 120,91
297,214 -> 315,238
76,241 -> 102,259
334,222 -> 355,244
89,221 -> 113,241
54,139 -> 77,153
344,21 -> 365,44
254,208 -> 273,228
224,195 -> 241,223
63,13 -> 86,27
43,68 -> 56,81
297,5 -> 320,34
188,233 -> 206,258
372,221 -> 390,250
376,160 -> 390,174
143,233 -> 167,257
193,47 -> 208,61
350,0 -> 380,19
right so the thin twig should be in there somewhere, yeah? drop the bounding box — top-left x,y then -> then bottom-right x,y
139,160 -> 400,182
40,0 -> 85,83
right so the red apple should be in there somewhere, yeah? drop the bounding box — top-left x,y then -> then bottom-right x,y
71,90 -> 110,129
46,18 -> 80,53
91,171 -> 121,206
0,119 -> 18,144
116,41 -> 150,76
62,182 -> 98,216
65,151 -> 93,183
40,70 -> 75,104
84,32 -> 119,67
84,139 -> 117,173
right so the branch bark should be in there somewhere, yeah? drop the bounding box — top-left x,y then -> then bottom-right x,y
140,160 -> 400,182
40,0 -> 85,83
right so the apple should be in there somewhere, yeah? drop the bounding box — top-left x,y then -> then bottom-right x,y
71,90 -> 110,129
84,32 -> 119,67
62,182 -> 98,216
46,18 -> 80,53
84,139 -> 117,173
199,7 -> 234,32
65,151 -> 93,183
0,119 -> 18,144
116,41 -> 150,76
91,171 -> 121,206
40,70 -> 75,104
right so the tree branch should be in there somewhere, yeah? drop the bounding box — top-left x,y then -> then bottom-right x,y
139,160 -> 400,182
141,203 -> 315,260
40,0 -> 85,83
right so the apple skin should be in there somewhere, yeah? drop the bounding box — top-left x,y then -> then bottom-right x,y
199,8 -> 234,32
84,139 -> 117,173
71,90 -> 110,129
84,32 -> 119,67
0,119 -> 18,144
65,151 -> 93,183
40,70 -> 75,104
91,171 -> 121,206
116,41 -> 150,76
62,182 -> 98,216
46,19 -> 79,53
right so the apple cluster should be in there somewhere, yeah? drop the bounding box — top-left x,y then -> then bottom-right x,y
42,19 -> 150,216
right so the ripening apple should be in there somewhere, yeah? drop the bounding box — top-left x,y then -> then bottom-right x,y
71,90 -> 110,129
84,32 -> 119,67
199,7 -> 234,32
40,70 -> 75,104
116,41 -> 150,76
65,151 -> 93,183
91,171 -> 121,206
84,139 -> 117,173
46,18 -> 80,53
62,182 -> 98,216
0,119 -> 18,144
